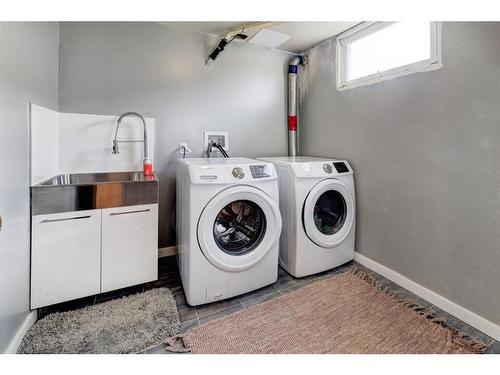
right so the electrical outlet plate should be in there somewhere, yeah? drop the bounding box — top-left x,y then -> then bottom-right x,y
178,142 -> 192,155
204,131 -> 229,151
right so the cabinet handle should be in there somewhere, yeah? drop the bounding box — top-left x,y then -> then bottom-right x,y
109,208 -> 150,216
40,215 -> 91,223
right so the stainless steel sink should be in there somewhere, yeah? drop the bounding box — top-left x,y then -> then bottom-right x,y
38,171 -> 155,186
32,171 -> 159,215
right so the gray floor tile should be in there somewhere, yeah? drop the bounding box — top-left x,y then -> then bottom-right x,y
274,274 -> 306,291
169,285 -> 184,297
277,266 -> 289,277
195,296 -> 241,319
141,344 -> 169,354
180,318 -> 199,333
238,283 -> 279,304
198,302 -> 244,324
241,290 -> 281,308
279,282 -> 309,294
485,340 -> 500,354
440,314 -> 495,346
177,305 -> 197,323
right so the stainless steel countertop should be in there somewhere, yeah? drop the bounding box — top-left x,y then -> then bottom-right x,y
31,171 -> 159,215
33,171 -> 158,187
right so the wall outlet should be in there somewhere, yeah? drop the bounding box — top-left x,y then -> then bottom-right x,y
204,131 -> 229,151
178,142 -> 192,155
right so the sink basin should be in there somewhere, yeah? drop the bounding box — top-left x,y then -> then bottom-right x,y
32,171 -> 158,215
38,171 -> 157,186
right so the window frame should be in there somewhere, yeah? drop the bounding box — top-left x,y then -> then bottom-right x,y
335,21 -> 442,91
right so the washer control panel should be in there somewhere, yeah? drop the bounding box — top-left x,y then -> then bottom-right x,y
232,167 -> 245,179
249,165 -> 272,179
187,159 -> 277,184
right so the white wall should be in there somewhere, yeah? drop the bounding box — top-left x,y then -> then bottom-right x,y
60,112 -> 155,174
0,22 -> 59,353
31,106 -> 156,184
30,104 -> 59,185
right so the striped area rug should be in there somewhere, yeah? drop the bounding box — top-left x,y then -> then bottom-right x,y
165,268 -> 486,354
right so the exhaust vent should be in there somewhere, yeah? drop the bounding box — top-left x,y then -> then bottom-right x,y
249,29 -> 291,49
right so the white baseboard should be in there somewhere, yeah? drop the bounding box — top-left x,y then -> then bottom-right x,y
5,310 -> 37,354
158,246 -> 178,258
354,252 -> 500,341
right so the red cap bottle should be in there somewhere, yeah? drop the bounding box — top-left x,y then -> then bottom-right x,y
143,158 -> 153,176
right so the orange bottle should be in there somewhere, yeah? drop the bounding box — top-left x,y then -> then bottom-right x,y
143,158 -> 153,176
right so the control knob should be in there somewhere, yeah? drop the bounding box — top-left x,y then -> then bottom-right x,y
232,167 -> 245,179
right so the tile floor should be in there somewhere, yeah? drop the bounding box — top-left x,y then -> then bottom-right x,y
39,256 -> 500,354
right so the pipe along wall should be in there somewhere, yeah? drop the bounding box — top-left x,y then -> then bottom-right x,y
287,55 -> 306,157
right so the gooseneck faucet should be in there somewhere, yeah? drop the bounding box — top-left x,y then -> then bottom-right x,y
112,111 -> 148,160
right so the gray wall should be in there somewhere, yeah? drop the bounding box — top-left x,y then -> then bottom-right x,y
300,22 -> 500,324
58,22 -> 290,247
0,22 -> 59,352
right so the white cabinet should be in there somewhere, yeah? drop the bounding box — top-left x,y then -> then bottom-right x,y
101,204 -> 158,292
31,209 -> 101,309
31,204 -> 159,308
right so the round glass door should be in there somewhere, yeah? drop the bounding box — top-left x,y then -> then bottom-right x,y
213,200 -> 267,255
197,186 -> 282,272
303,179 -> 354,248
313,190 -> 347,235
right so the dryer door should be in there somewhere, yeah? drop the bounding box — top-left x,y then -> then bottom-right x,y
197,186 -> 282,272
303,179 -> 354,248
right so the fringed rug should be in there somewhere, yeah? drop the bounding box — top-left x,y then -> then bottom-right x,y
19,288 -> 180,354
165,268 -> 486,354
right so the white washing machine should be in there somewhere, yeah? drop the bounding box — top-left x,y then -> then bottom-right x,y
258,156 -> 355,277
176,158 -> 282,306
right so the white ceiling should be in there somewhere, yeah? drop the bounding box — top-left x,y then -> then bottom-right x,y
166,22 -> 360,53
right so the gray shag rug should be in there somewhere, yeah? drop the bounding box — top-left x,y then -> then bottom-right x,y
18,288 -> 180,354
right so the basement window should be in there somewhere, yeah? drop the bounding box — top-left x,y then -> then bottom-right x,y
336,22 -> 442,91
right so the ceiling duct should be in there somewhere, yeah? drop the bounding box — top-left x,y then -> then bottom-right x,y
205,22 -> 280,65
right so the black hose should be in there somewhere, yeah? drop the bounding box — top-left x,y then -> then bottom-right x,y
208,38 -> 229,61
212,143 -> 229,158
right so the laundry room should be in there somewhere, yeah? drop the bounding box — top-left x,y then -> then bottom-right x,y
1,0 -> 500,372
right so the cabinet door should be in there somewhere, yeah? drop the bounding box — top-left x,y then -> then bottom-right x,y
101,204 -> 158,292
31,209 -> 101,309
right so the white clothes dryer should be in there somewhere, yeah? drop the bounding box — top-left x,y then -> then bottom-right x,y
258,156 -> 355,277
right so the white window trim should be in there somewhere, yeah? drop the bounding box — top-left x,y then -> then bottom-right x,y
336,22 -> 443,91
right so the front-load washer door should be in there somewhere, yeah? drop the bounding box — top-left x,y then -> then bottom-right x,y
197,186 -> 282,272
303,179 -> 354,248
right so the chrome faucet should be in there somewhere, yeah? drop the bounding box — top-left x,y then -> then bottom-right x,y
112,111 -> 149,160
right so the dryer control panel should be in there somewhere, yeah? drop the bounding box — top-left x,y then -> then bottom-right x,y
333,162 -> 349,173
291,160 -> 352,178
